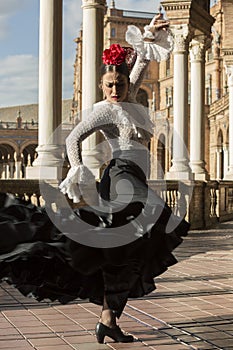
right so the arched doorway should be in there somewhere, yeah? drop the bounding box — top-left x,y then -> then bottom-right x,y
136,88 -> 149,107
21,144 -> 38,178
157,134 -> 166,179
0,143 -> 16,179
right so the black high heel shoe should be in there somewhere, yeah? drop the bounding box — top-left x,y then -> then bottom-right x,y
95,322 -> 134,343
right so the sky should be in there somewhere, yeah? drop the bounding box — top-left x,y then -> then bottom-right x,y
0,0 -> 161,108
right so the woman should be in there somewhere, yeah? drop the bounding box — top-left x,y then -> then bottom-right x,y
0,14 -> 189,344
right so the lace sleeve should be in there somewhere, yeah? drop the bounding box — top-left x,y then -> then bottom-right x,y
59,104 -> 115,202
128,56 -> 150,102
66,105 -> 114,167
126,15 -> 173,101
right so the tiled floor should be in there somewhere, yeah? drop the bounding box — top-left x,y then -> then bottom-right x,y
0,221 -> 233,349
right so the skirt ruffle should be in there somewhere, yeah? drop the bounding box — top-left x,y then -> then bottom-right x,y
0,188 -> 189,317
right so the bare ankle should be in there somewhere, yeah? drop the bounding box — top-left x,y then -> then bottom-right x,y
100,309 -> 117,328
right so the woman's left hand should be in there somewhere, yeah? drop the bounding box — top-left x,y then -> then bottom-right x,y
148,13 -> 170,35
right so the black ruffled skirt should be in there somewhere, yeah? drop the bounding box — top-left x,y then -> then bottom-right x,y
0,158 -> 189,317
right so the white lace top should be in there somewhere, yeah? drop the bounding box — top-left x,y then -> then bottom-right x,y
59,17 -> 173,203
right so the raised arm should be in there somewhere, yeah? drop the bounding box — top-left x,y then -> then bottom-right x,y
126,13 -> 173,101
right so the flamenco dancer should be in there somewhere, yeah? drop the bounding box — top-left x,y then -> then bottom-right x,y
0,13 -> 189,344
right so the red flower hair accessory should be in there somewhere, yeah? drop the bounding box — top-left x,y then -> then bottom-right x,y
102,44 -> 127,65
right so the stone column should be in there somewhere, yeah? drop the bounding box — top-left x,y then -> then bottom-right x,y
166,25 -> 193,180
27,0 -> 63,179
81,0 -> 107,179
9,160 -> 14,178
223,145 -> 229,178
189,36 -> 209,180
224,65 -> 233,179
212,28 -> 221,100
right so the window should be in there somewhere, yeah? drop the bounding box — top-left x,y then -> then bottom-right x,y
111,28 -> 116,37
166,58 -> 170,77
205,74 -> 212,104
166,87 -> 173,107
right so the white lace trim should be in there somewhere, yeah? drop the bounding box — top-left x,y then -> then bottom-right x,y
126,24 -> 173,62
59,165 -> 95,203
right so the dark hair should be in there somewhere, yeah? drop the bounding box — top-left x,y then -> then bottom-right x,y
100,62 -> 130,79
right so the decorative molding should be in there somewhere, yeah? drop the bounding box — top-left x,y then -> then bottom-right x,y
82,0 -> 106,9
162,4 -> 191,11
222,49 -> 233,56
189,35 -> 211,61
171,24 -> 191,53
190,40 -> 205,61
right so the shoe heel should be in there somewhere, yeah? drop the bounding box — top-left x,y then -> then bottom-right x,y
96,334 -> 105,344
95,322 -> 105,344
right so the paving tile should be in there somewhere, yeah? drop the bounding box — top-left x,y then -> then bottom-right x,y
108,342 -> 148,349
72,343 -> 109,350
36,346 -> 73,350
0,339 -> 33,348
29,336 -> 67,346
0,346 -> 34,350
0,225 -> 233,349
51,325 -> 84,333
62,333 -> 96,344
0,327 -> 21,336
17,325 -> 51,334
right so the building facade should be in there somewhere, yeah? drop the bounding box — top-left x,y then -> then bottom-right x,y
72,0 -> 232,181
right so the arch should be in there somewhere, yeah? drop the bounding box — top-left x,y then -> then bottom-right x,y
0,143 -> 17,179
21,143 -> 38,167
0,140 -> 18,155
217,129 -> 223,146
0,143 -> 16,161
157,133 -> 166,179
20,140 -> 38,153
136,88 -> 149,107
139,84 -> 151,98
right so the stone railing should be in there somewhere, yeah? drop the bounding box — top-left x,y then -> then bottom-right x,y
209,93 -> 229,117
0,179 -> 42,206
218,181 -> 233,222
1,179 -> 233,230
149,180 -> 233,229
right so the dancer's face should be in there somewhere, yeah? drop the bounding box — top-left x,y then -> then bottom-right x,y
102,71 -> 129,103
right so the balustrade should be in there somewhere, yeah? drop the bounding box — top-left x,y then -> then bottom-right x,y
0,179 -> 233,229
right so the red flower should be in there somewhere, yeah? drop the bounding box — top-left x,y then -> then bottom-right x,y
102,44 -> 127,65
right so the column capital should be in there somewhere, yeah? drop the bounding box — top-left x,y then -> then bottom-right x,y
189,36 -> 208,62
170,24 -> 192,53
225,65 -> 233,87
82,0 -> 106,9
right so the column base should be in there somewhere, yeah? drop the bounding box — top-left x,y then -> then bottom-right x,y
166,159 -> 194,180
193,172 -> 210,181
190,161 -> 210,181
26,165 -> 64,180
26,144 -> 66,180
166,171 -> 194,180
